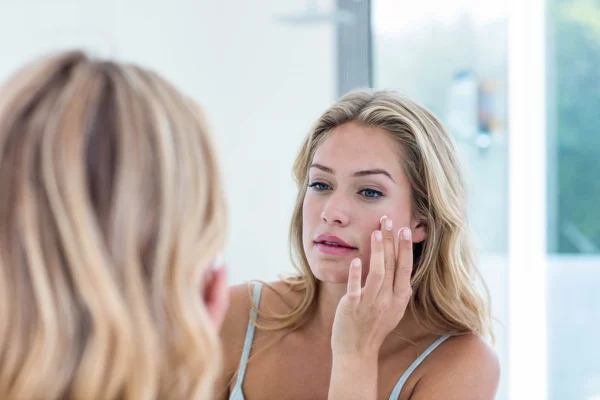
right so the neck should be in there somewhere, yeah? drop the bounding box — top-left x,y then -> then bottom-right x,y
312,281 -> 348,338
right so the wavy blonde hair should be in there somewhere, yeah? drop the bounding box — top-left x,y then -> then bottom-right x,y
0,51 -> 227,399
254,89 -> 492,341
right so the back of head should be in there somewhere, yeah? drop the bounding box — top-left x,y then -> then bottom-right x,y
0,51 -> 226,399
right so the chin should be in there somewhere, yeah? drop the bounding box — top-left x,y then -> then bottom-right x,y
308,258 -> 352,284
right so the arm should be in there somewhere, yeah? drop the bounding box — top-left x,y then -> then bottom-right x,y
328,217 -> 414,400
328,353 -> 378,400
409,335 -> 500,400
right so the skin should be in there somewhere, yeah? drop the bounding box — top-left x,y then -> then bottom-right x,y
216,122 -> 500,400
203,257 -> 229,330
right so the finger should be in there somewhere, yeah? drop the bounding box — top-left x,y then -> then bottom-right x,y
344,258 -> 362,309
363,229 -> 384,303
394,227 -> 414,296
380,216 -> 397,296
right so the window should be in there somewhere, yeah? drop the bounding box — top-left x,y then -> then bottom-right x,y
349,0 -> 599,398
547,0 -> 600,398
369,1 -> 510,398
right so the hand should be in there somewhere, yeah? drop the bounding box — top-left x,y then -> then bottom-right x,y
331,217 -> 414,357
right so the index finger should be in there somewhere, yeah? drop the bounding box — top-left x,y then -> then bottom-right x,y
393,227 -> 414,295
363,229 -> 384,303
380,216 -> 397,296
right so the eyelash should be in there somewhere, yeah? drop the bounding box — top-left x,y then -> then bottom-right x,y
308,182 -> 331,191
308,181 -> 384,199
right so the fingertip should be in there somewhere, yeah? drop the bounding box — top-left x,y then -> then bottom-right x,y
398,227 -> 412,242
373,230 -> 383,243
350,259 -> 361,278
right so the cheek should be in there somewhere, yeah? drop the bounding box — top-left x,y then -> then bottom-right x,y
302,195 -> 319,244
357,210 -> 408,269
302,193 -> 325,224
356,216 -> 382,267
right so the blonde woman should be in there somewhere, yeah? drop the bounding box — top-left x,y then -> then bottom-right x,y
0,51 -> 229,399
218,90 -> 500,399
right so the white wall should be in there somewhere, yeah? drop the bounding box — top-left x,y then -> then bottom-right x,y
0,0 -> 337,285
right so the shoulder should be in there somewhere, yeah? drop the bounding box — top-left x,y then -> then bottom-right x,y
214,283 -> 254,398
261,279 -> 305,313
222,283 -> 253,329
219,282 -> 260,351
219,280 -> 298,353
411,333 -> 500,400
218,283 -> 253,372
216,282 -> 265,397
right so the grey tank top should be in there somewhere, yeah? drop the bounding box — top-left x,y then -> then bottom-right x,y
229,283 -> 452,400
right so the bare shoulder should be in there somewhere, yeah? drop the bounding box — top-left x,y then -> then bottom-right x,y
214,279 -> 309,399
411,334 -> 500,400
220,283 -> 254,341
260,279 -> 305,313
214,283 -> 255,399
219,280 -> 300,358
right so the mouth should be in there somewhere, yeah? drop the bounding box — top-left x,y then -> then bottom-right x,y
314,234 -> 357,256
319,241 -> 350,247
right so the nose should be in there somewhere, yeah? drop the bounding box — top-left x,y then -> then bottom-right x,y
321,193 -> 350,226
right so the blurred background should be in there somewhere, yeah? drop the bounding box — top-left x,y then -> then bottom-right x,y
0,0 -> 597,399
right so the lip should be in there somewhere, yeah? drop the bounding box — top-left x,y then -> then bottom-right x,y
314,234 -> 357,256
315,243 -> 356,256
314,234 -> 355,248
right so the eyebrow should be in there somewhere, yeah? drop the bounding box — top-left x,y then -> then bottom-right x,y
310,163 -> 396,183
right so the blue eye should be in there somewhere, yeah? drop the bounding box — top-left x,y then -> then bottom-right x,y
360,188 -> 383,198
308,182 -> 331,191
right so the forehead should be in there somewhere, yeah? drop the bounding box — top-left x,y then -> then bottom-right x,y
312,122 -> 402,174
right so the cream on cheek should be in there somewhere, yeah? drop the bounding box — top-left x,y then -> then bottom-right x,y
358,210 -> 410,268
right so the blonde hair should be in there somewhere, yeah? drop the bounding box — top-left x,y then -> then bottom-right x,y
254,89 -> 493,341
0,51 -> 227,399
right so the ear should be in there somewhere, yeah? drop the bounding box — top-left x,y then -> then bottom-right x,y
202,256 -> 229,330
411,219 -> 428,243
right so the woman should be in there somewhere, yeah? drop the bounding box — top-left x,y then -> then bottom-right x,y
0,51 -> 229,399
218,90 -> 500,399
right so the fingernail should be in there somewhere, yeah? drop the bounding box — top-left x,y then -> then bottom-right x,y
380,215 -> 387,224
385,218 -> 393,231
402,228 -> 412,241
375,231 -> 383,242
351,258 -> 361,268
211,252 -> 224,270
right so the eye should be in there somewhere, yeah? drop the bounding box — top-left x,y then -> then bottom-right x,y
359,188 -> 383,199
308,181 -> 331,191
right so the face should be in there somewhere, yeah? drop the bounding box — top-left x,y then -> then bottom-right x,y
302,122 -> 427,284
